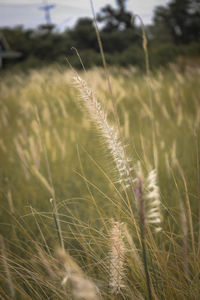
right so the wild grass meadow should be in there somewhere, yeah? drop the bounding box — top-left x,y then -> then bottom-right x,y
0,63 -> 200,299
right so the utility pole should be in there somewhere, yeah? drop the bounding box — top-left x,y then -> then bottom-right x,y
39,0 -> 56,24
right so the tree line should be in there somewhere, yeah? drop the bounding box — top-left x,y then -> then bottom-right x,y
1,0 -> 200,70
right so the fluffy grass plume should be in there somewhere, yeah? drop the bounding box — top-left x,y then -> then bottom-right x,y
73,74 -> 132,187
57,248 -> 100,300
109,220 -> 126,294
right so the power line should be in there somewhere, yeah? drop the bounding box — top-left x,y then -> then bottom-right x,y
39,0 -> 56,24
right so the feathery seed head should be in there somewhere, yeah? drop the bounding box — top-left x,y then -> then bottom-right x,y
135,163 -> 162,232
57,248 -> 100,300
73,75 -> 132,186
109,220 -> 126,294
145,169 -> 162,231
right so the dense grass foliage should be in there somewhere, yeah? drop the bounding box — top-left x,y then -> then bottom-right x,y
0,66 -> 200,299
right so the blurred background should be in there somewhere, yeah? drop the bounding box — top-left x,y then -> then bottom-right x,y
0,0 -> 200,71
0,3 -> 200,298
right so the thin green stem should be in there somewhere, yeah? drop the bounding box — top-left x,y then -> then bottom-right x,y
140,223 -> 153,300
50,198 -> 64,249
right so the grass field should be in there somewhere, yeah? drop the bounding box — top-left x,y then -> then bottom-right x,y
0,65 -> 200,299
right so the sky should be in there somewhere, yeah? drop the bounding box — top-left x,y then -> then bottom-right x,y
0,0 -> 169,31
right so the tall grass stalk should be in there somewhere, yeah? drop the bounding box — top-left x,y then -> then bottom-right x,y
179,200 -> 189,277
133,15 -> 158,170
135,177 -> 153,300
90,0 -> 137,208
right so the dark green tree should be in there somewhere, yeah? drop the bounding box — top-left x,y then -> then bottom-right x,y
153,0 -> 200,44
68,18 -> 97,50
97,0 -> 133,32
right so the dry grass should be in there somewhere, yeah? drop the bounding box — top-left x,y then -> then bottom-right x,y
0,65 -> 200,299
